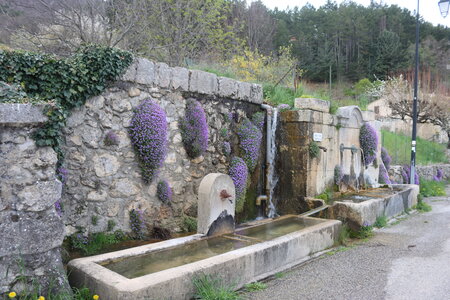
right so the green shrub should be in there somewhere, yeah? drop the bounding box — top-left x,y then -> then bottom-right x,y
107,220 -> 116,232
193,274 -> 241,300
0,46 -> 133,166
374,216 -> 387,228
309,141 -> 320,159
182,216 -> 198,232
350,224 -> 373,239
420,179 -> 446,197
244,282 -> 267,292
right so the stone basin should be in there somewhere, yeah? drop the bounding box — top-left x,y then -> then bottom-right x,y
68,215 -> 341,300
327,184 -> 419,229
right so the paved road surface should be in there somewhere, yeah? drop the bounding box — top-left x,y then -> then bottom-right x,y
244,186 -> 450,300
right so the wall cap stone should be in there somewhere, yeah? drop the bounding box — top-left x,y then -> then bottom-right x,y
0,103 -> 47,126
295,98 -> 330,112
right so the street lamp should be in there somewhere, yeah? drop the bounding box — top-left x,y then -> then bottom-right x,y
438,0 -> 450,18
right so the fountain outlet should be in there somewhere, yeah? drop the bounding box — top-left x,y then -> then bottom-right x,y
255,195 -> 268,219
339,144 -> 366,191
261,104 -> 279,218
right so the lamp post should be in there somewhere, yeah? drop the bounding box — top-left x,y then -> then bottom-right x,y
411,1 -> 449,184
438,0 -> 450,18
410,0 -> 420,184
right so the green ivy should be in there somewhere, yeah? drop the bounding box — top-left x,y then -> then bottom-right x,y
0,45 -> 133,165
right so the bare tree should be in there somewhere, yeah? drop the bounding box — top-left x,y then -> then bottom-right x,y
382,76 -> 450,148
246,1 -> 275,54
1,0 -> 145,55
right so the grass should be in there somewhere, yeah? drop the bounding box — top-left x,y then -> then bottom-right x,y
182,215 -> 198,232
349,225 -> 373,239
69,231 -> 127,256
244,282 -> 267,292
274,272 -> 286,279
315,188 -> 334,204
263,84 -> 303,107
8,287 -> 96,300
193,274 -> 241,300
419,179 -> 447,197
374,216 -> 388,228
381,130 -> 448,165
413,201 -> 432,213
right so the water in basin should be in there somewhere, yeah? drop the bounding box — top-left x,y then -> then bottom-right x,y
101,217 -> 307,279
332,188 -> 396,203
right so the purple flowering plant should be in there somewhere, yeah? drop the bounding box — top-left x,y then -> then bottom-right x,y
104,130 -> 119,146
157,179 -> 172,204
433,169 -> 444,182
128,99 -> 168,183
54,199 -> 63,216
277,104 -> 291,112
180,99 -> 209,159
228,156 -> 248,213
381,147 -> 391,170
378,163 -> 391,184
129,209 -> 146,239
237,117 -> 262,172
359,123 -> 378,166
251,112 -> 265,131
56,167 -> 68,184
401,165 -> 419,184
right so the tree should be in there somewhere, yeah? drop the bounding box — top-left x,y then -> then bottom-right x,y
382,76 -> 450,148
0,0 -> 145,55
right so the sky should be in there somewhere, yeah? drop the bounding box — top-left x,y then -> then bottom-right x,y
260,0 -> 450,27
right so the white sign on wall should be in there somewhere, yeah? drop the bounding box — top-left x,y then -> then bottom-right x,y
313,132 -> 323,142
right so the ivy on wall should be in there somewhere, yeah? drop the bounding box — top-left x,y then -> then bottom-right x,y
0,45 -> 133,164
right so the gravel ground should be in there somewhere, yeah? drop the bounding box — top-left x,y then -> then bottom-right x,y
243,186 -> 450,300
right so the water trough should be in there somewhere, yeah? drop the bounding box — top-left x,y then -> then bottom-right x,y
68,173 -> 342,299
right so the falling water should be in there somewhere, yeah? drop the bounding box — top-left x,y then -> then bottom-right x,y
267,108 -> 279,218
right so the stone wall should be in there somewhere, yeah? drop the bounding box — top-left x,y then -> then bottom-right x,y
390,164 -> 450,183
276,101 -> 381,215
62,58 -> 264,235
0,104 -> 69,295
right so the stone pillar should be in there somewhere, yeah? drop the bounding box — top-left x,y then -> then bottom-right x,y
197,173 -> 235,236
0,104 -> 70,295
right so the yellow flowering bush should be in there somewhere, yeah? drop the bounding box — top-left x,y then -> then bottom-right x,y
93,295 -> 100,300
8,292 -> 16,298
225,46 -> 297,86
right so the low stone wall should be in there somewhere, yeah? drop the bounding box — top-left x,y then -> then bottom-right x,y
390,164 -> 450,183
62,58 -> 264,235
0,104 -> 69,295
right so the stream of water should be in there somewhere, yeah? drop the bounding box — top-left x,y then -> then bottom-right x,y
267,108 -> 279,218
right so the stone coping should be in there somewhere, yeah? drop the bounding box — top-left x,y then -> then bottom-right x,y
68,216 -> 341,300
120,58 -> 263,104
0,103 -> 47,126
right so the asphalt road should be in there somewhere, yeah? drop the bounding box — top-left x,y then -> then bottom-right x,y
244,186 -> 450,300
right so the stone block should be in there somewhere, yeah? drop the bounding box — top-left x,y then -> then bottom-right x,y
0,104 -> 47,126
120,59 -> 138,82
0,209 -> 64,256
237,82 -> 252,101
93,154 -> 120,177
250,83 -> 263,104
217,77 -> 238,98
135,58 -> 155,85
189,70 -> 218,95
197,173 -> 235,236
155,62 -> 172,88
295,98 -> 331,113
17,180 -> 62,212
85,96 -> 105,110
171,67 -> 190,90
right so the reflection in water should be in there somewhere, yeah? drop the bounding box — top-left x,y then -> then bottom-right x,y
103,217 -> 306,279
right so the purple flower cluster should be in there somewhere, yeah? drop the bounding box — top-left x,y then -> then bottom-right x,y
334,165 -> 343,185
56,167 -> 68,184
180,99 -> 209,158
251,112 -> 265,131
359,123 -> 378,166
129,99 -> 168,183
129,209 -> 146,239
157,179 -> 172,204
228,156 -> 248,213
54,199 -> 63,216
237,118 -> 262,172
381,147 -> 392,170
277,104 -> 291,112
433,169 -> 444,182
104,130 -> 120,146
401,165 -> 420,185
222,141 -> 231,156
379,163 -> 391,184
